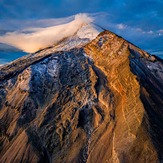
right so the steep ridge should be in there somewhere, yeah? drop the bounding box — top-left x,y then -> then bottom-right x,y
0,30 -> 162,163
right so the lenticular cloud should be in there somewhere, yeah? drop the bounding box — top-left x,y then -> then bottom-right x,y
0,14 -> 93,53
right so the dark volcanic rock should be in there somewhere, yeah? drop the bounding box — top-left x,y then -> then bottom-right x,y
0,30 -> 163,163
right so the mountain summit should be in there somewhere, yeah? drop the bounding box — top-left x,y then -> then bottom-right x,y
0,29 -> 163,163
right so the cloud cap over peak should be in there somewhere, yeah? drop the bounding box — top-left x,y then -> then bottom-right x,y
0,14 -> 98,53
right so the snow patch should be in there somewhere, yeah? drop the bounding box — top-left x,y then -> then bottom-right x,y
47,58 -> 59,77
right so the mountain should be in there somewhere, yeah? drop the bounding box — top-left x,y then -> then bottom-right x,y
0,28 -> 163,163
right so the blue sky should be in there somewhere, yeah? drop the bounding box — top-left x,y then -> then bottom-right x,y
0,0 -> 163,58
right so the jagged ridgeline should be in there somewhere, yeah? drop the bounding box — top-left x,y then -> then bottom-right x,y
0,30 -> 163,163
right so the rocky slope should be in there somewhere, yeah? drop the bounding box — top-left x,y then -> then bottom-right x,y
0,30 -> 163,163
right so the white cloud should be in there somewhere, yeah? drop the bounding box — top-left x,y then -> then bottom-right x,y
147,30 -> 154,34
158,29 -> 163,33
0,14 -> 93,53
117,23 -> 127,30
136,28 -> 143,32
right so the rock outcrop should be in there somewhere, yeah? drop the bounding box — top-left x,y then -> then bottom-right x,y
0,30 -> 163,163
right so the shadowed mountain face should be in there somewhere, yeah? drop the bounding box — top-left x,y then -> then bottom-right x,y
0,30 -> 163,163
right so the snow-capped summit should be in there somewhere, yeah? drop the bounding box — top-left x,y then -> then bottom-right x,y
53,24 -> 103,52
